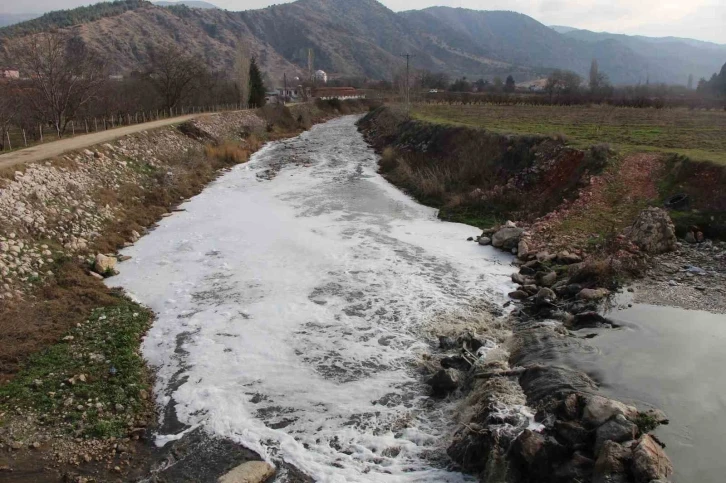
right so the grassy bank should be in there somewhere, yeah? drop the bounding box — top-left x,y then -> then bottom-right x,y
0,296 -> 153,439
360,106 -> 610,230
413,104 -> 726,165
360,105 -> 726,251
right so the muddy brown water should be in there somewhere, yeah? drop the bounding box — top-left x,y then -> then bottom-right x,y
571,302 -> 726,483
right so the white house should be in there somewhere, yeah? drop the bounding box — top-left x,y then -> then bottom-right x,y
314,70 -> 328,84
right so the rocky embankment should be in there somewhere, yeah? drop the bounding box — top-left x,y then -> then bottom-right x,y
354,106 -> 725,483
0,100 -> 373,482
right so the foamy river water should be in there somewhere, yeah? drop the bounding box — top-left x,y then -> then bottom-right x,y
109,116 -> 514,481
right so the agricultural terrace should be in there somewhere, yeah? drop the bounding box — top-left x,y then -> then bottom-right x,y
412,104 -> 726,165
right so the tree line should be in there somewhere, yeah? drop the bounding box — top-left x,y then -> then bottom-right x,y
0,31 -> 268,149
409,59 -> 726,109
697,63 -> 726,97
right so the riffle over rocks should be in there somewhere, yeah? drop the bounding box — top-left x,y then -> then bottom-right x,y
446,317 -> 674,483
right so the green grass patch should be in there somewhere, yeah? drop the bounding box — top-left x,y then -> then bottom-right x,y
413,104 -> 726,165
0,296 -> 153,439
439,206 -> 501,229
128,158 -> 158,175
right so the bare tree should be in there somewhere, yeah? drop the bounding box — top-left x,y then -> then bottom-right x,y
7,31 -> 107,135
0,81 -> 19,149
148,45 -> 205,111
234,43 -> 251,109
546,69 -> 582,98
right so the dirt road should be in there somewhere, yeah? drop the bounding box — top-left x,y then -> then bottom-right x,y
0,114 -> 199,170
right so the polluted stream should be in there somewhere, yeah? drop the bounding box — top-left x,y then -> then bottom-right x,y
109,116 -> 515,481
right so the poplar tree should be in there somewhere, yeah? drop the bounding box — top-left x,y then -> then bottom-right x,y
504,75 -> 516,93
248,57 -> 266,108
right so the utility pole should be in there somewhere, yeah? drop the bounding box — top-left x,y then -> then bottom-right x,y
401,53 -> 415,110
308,48 -> 314,83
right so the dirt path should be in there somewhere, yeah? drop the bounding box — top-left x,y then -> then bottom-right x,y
0,114 -> 200,170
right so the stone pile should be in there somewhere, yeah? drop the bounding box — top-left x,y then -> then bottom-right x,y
0,111 -> 267,300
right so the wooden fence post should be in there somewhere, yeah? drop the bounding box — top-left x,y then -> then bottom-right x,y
22,129 -> 27,147
7,131 -> 12,150
71,121 -> 75,136
39,124 -> 43,142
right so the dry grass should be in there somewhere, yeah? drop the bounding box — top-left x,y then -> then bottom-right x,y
205,142 -> 250,164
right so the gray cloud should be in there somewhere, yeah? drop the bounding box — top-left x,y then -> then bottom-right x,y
2,0 -> 724,44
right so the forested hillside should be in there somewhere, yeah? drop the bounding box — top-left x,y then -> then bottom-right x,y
1,0 -> 724,85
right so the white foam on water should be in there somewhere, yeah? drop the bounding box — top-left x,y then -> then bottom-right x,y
109,116 -> 515,482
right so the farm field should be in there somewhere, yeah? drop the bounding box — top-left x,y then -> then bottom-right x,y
412,103 -> 726,164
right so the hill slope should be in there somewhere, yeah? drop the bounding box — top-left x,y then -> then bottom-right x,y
556,27 -> 726,83
401,7 -> 656,83
153,1 -> 218,9
1,0 -> 724,85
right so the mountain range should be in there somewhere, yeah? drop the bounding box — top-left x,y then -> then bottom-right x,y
152,1 -> 218,8
1,0 -> 724,86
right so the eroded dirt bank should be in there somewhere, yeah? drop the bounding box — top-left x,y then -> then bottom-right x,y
0,100 -> 375,482
356,106 -> 726,483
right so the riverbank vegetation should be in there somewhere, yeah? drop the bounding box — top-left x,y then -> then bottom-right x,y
360,104 -> 726,250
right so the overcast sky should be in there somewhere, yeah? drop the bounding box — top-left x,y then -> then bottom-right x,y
3,0 -> 725,44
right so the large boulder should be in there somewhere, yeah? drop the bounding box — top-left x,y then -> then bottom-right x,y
583,396 -> 638,427
632,435 -> 674,482
569,312 -> 616,330
492,226 -> 524,250
593,441 -> 631,483
427,368 -> 461,396
536,288 -> 557,305
595,414 -> 638,455
554,452 -> 595,482
511,429 -> 545,466
626,207 -> 677,254
536,271 -> 558,287
93,254 -> 117,276
218,461 -> 275,483
577,288 -> 610,301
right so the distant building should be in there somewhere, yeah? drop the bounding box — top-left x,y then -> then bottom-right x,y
313,87 -> 365,100
277,86 -> 301,100
1,69 -> 20,79
314,70 -> 328,84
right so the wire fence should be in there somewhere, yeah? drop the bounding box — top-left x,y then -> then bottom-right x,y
0,103 -> 246,153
